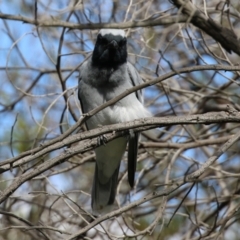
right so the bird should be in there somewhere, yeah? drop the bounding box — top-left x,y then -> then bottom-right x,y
78,29 -> 150,214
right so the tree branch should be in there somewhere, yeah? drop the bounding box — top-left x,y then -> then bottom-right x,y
0,12 -> 186,29
171,0 -> 240,55
0,111 -> 240,204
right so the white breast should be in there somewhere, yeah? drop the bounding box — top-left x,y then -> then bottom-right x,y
110,101 -> 151,123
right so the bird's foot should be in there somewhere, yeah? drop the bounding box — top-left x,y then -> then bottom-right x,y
97,135 -> 108,146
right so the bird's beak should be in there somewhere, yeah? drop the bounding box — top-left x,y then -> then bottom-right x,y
108,40 -> 118,49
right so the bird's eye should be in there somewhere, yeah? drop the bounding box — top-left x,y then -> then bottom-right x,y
119,38 -> 126,46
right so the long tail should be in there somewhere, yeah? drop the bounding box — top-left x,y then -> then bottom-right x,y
91,163 -> 120,213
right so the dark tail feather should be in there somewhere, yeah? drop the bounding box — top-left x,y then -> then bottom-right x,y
128,132 -> 139,188
91,163 -> 120,212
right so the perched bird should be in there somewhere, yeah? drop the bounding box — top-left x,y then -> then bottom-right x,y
78,29 -> 150,213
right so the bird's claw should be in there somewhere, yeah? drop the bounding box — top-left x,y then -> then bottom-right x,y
97,135 -> 108,146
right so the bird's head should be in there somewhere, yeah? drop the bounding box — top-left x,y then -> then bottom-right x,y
92,29 -> 127,68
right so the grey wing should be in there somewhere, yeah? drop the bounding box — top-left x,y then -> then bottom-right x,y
127,62 -> 144,103
78,70 -> 90,130
127,62 -> 143,188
